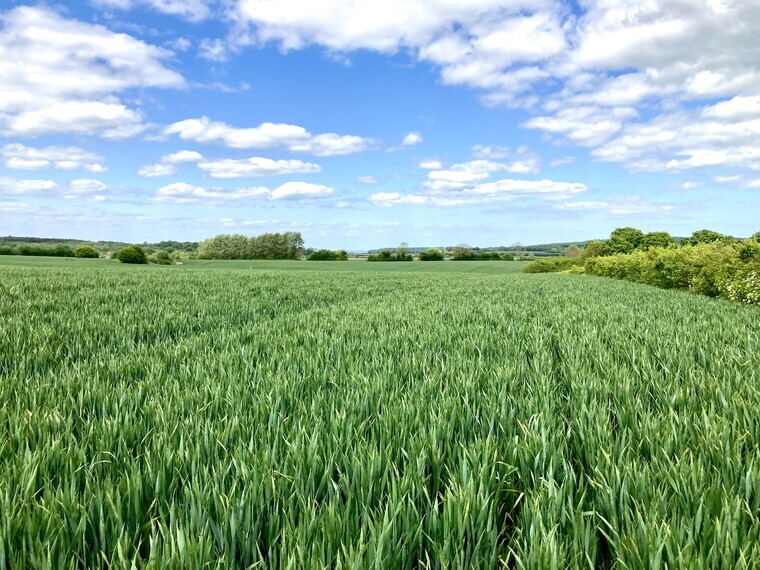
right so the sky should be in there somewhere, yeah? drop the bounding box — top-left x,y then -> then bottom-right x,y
1,0 -> 759,249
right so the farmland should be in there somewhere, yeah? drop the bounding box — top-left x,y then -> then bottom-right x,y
1,257 -> 759,568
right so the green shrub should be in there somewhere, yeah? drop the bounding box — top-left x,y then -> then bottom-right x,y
74,246 -> 99,258
149,250 -> 173,265
523,257 -> 584,273
0,245 -> 17,256
308,249 -> 348,261
115,245 -> 148,264
419,248 -> 444,261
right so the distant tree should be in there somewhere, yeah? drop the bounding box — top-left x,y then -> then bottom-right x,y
74,246 -> 99,258
602,227 -> 645,255
419,248 -> 444,261
479,251 -> 502,260
368,249 -> 393,261
582,240 -> 604,258
115,245 -> 148,264
308,249 -> 348,261
565,244 -> 582,258
642,231 -> 675,249
682,229 -> 729,246
501,253 -> 515,261
451,245 -> 479,260
198,234 -> 249,259
752,231 -> 760,242
149,250 -> 173,265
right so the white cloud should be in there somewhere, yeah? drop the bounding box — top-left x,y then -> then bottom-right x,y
419,160 -> 442,170
714,175 -> 742,184
197,157 -> 321,178
402,132 -> 423,146
93,0 -> 212,21
0,176 -> 108,200
228,1 -> 760,176
358,176 -> 379,184
199,38 -> 228,61
0,177 -> 58,195
471,145 -> 541,173
164,116 -> 371,156
556,196 -> 676,216
0,6 -> 184,138
550,156 -> 576,168
162,150 -> 204,163
425,159 -> 539,191
139,163 -> 177,178
270,181 -> 333,200
371,177 -> 586,207
153,181 -> 334,203
1,144 -> 106,172
138,150 -> 321,178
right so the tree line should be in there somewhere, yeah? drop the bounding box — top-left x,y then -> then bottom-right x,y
197,232 -> 304,260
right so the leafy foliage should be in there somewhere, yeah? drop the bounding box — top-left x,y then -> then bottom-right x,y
523,257 -> 585,273
601,227 -> 645,255
149,250 -> 174,265
115,245 -> 148,264
418,248 -> 444,261
682,229 -> 731,246
367,249 -> 412,261
74,246 -> 99,258
198,232 -> 304,260
308,249 -> 349,261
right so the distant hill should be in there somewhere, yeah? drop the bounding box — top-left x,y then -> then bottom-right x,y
367,240 -> 602,257
0,236 -> 198,253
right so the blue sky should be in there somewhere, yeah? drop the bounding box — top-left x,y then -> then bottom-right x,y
1,0 -> 759,249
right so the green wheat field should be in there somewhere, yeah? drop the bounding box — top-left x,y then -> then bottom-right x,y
1,257 -> 759,568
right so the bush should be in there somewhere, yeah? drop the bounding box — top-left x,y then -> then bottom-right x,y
308,249 -> 348,261
74,246 -> 99,258
17,244 -> 74,257
523,257 -> 585,273
149,250 -> 173,265
368,249 -> 412,262
585,242 -> 759,304
115,245 -> 148,264
501,253 -> 515,261
0,245 -> 17,256
419,248 -> 444,261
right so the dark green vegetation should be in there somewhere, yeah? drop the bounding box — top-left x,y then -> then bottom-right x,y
0,236 -> 197,258
307,249 -> 348,261
524,228 -> 760,305
1,258 -> 759,568
115,245 -> 148,265
198,233 -> 304,260
74,246 -> 100,259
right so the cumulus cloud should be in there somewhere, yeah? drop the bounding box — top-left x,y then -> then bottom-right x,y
164,117 -> 372,156
138,163 -> 178,178
370,178 -> 587,207
229,0 -> 760,175
425,159 -> 540,191
419,160 -> 443,170
402,132 -> 423,146
0,6 -> 184,138
197,157 -> 321,178
556,196 -> 676,216
153,181 -> 333,203
1,144 -> 106,172
138,150 -> 321,178
0,176 -> 107,200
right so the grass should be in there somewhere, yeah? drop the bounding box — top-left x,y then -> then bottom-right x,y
1,258 -> 759,568
0,256 -> 527,274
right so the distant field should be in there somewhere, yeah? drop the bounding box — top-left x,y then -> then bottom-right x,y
1,260 -> 759,567
0,255 -> 528,274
